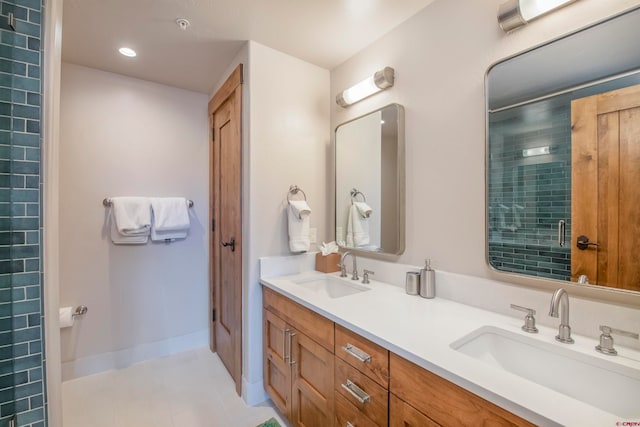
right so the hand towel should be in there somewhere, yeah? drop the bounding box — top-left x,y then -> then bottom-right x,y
150,197 -> 190,242
151,228 -> 189,242
288,202 -> 311,252
150,197 -> 190,231
346,205 -> 370,247
288,200 -> 311,220
353,201 -> 373,218
110,197 -> 152,235
109,214 -> 149,244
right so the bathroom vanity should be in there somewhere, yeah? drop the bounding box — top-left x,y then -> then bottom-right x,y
263,286 -> 533,426
260,255 -> 640,427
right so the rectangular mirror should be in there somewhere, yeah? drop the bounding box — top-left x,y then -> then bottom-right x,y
335,104 -> 405,255
486,7 -> 640,293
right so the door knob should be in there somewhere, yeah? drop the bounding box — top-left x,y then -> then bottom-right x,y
576,235 -> 599,250
221,238 -> 235,252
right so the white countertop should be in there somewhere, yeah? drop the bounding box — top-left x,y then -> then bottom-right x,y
260,269 -> 640,427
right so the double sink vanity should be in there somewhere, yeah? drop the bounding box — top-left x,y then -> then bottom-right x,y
262,7 -> 640,426
260,254 -> 640,426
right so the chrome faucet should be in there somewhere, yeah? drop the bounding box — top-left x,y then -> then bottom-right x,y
339,251 -> 359,281
549,288 -> 574,344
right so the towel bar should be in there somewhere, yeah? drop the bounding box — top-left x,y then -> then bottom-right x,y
103,198 -> 194,208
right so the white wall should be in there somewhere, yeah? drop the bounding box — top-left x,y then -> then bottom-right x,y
59,63 -> 209,375
330,0 -> 640,297
244,42 -> 330,403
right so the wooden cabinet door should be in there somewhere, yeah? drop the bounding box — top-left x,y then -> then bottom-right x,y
290,330 -> 335,427
389,394 -> 440,427
263,310 -> 291,417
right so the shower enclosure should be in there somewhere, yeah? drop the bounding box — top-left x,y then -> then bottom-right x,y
488,73 -> 640,282
0,1 -> 46,426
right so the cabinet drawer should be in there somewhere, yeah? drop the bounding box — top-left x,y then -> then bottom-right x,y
263,287 -> 334,352
336,324 -> 389,388
335,358 -> 388,426
335,392 -> 379,427
389,393 -> 440,427
389,353 -> 535,427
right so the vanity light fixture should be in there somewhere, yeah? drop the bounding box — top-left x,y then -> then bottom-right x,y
336,67 -> 395,107
118,47 -> 137,57
498,0 -> 578,32
522,146 -> 550,157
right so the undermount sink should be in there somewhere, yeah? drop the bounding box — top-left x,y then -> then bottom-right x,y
292,276 -> 370,299
451,326 -> 640,418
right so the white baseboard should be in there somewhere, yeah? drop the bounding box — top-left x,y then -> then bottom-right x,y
61,329 -> 209,381
242,376 -> 269,406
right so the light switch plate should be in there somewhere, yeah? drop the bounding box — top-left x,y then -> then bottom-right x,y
309,227 -> 317,244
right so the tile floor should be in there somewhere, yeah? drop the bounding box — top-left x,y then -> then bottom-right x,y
62,347 -> 288,427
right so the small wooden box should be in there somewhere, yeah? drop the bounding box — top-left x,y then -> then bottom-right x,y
316,252 -> 341,273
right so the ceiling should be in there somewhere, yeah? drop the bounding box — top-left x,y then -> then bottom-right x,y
62,0 -> 436,94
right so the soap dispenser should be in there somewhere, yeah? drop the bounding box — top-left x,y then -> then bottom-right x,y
419,259 -> 435,299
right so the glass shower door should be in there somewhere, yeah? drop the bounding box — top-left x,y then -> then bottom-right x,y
1,3 -> 22,426
0,0 -> 16,419
0,0 -> 16,420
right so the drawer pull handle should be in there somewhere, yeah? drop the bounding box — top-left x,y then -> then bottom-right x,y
346,423 -> 355,427
282,328 -> 289,361
288,332 -> 296,365
341,379 -> 371,404
342,344 -> 371,363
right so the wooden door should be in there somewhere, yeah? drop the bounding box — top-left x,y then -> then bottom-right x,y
210,65 -> 243,393
290,331 -> 334,427
571,84 -> 640,291
263,310 -> 291,417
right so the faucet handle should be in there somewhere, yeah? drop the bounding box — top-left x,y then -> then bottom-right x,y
510,304 -> 538,333
596,325 -> 639,356
362,270 -> 374,284
337,263 -> 347,278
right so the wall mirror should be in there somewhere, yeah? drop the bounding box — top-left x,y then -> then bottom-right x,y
335,103 -> 405,255
486,7 -> 640,293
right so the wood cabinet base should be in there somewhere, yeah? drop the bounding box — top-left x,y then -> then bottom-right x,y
390,354 -> 534,427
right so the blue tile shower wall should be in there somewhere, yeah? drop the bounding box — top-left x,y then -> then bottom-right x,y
0,0 -> 45,426
488,103 -> 572,281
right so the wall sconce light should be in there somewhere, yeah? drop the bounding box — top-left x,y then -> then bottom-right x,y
498,0 -> 578,32
336,67 -> 395,107
522,145 -> 550,157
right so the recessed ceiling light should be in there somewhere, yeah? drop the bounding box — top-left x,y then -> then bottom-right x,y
119,47 -> 137,58
176,18 -> 190,31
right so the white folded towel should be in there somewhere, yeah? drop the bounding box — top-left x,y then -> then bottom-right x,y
150,197 -> 190,242
151,228 -> 188,242
353,201 -> 373,218
109,214 -> 149,244
288,200 -> 311,220
288,201 -> 311,253
346,204 -> 370,247
150,198 -> 190,231
110,197 -> 152,235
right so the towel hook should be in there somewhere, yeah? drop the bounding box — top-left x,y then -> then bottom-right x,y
350,188 -> 366,204
287,185 -> 307,203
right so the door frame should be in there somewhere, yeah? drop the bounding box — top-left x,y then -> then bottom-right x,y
208,64 -> 244,394
43,0 -> 64,425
